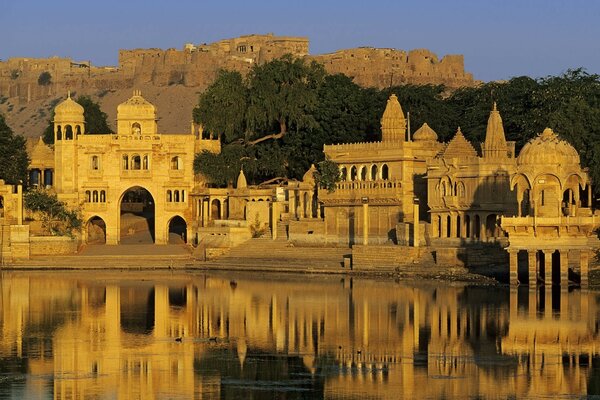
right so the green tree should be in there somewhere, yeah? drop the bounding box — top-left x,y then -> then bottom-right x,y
0,113 -> 29,185
24,188 -> 81,236
315,158 -> 341,193
193,70 -> 247,142
43,95 -> 112,144
37,71 -> 52,86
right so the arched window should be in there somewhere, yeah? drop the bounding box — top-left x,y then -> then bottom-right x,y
174,190 -> 180,202
76,125 -> 82,135
381,164 -> 389,180
100,190 -> 106,202
167,190 -> 172,202
171,156 -> 182,170
340,167 -> 347,181
359,166 -> 367,181
350,166 -> 358,181
181,190 -> 186,202
143,155 -> 149,170
122,155 -> 129,170
91,155 -> 99,170
85,190 -> 91,202
65,125 -> 73,140
457,182 -> 465,197
56,125 -> 62,141
92,190 -> 98,202
132,122 -> 141,135
371,165 -> 378,181
0,195 -> 3,217
131,155 -> 141,170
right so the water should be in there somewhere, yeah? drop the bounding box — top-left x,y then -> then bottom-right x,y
0,271 -> 599,399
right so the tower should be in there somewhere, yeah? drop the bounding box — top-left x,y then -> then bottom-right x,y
482,103 -> 508,159
53,91 -> 84,193
380,94 -> 407,142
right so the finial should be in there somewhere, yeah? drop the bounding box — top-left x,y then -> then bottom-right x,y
67,90 -> 71,99
493,102 -> 497,111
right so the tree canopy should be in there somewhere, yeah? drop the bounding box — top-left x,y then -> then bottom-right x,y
193,59 -> 600,194
43,95 -> 112,144
0,113 -> 29,185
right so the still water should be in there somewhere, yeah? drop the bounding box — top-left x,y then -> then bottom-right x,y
0,271 -> 599,399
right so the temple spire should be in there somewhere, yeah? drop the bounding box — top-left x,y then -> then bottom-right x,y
380,94 -> 406,142
482,103 -> 508,158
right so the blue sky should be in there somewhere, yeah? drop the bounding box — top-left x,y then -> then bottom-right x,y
2,0 -> 599,81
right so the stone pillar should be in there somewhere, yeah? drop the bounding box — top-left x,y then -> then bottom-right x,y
440,215 -> 447,238
413,201 -> 419,247
588,185 -> 592,208
431,214 -> 439,238
298,192 -> 304,219
450,213 -> 457,238
560,250 -> 569,287
528,288 -> 537,318
272,202 -> 278,240
544,287 -> 553,318
580,250 -> 589,288
527,250 -> 537,287
220,198 -> 225,220
543,250 -> 553,286
460,213 -> 467,238
202,199 -> 209,227
509,249 -> 519,286
289,190 -> 296,220
16,185 -> 23,225
480,216 -> 487,241
363,203 -> 369,245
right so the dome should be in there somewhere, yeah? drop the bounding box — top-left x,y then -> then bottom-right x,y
117,90 -> 156,118
517,128 -> 580,166
413,123 -> 438,141
54,91 -> 84,122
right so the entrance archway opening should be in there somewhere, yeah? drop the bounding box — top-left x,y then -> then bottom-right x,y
120,186 -> 155,244
168,216 -> 187,244
87,216 -> 106,244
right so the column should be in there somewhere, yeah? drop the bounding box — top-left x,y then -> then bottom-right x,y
413,201 -> 419,247
580,250 -> 589,288
440,214 -> 447,238
202,199 -> 209,227
298,192 -> 304,219
431,214 -> 439,238
509,249 -> 518,286
480,215 -> 487,241
460,213 -> 467,238
289,190 -> 296,220
16,185 -> 23,225
450,213 -> 457,238
543,250 -> 553,286
560,250 -> 569,287
528,250 -> 537,287
220,199 -> 225,220
363,203 -> 369,245
272,202 -> 278,241
528,288 -> 537,318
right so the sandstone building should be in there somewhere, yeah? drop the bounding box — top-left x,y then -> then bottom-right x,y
0,34 -> 475,104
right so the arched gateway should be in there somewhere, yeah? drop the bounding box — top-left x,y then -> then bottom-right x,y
43,90 -> 220,246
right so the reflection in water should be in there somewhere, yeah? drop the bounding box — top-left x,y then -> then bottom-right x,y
0,272 -> 599,399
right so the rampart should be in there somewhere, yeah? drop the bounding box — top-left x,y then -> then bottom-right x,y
0,34 -> 475,102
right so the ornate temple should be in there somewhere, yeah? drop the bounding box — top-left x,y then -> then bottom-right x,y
0,91 -> 597,286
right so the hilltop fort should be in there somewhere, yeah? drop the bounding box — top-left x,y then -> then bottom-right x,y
0,33 -> 475,103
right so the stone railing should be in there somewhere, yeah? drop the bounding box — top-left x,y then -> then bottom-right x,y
112,134 -> 162,141
502,215 -> 598,227
334,179 -> 401,192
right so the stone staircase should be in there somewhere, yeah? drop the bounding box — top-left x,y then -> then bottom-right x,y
206,223 -> 350,270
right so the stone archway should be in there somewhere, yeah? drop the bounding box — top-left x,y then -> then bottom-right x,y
86,216 -> 106,244
119,186 -> 155,244
168,216 -> 187,244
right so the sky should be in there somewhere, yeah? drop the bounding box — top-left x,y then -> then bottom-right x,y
1,0 -> 599,82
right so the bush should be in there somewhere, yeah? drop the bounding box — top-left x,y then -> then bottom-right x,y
24,188 -> 81,237
37,71 -> 52,86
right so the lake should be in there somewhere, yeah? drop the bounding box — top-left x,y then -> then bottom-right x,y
0,271 -> 598,399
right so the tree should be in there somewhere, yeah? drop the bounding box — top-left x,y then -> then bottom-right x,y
0,113 -> 29,185
315,158 -> 341,193
245,55 -> 326,145
43,95 -> 112,144
24,188 -> 81,236
37,71 -> 52,86
193,70 -> 247,142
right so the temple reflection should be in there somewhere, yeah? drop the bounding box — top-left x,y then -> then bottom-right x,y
1,272 -> 599,399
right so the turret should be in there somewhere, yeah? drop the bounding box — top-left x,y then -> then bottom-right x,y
116,90 -> 158,135
380,94 -> 406,142
53,91 -> 84,142
482,103 -> 508,158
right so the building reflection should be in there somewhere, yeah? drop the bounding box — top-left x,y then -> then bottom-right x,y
0,272 -> 599,399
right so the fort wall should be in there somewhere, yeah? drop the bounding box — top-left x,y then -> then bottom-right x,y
0,34 -> 475,103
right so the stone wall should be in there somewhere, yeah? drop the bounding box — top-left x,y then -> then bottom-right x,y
29,236 -> 78,256
0,34 -> 475,103
288,219 -> 327,246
